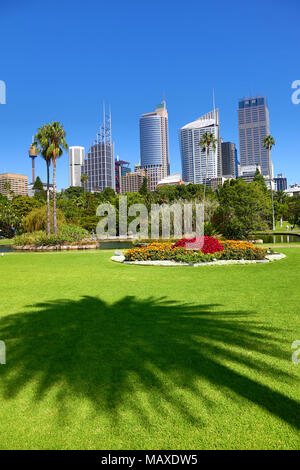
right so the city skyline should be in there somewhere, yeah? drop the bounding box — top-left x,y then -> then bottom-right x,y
0,94 -> 295,191
0,1 -> 299,189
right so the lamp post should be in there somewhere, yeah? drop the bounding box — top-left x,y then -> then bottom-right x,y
28,143 -> 38,183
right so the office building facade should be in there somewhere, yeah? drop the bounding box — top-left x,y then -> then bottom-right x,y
238,96 -> 272,177
69,146 -> 85,187
179,110 -> 220,184
139,100 -> 170,191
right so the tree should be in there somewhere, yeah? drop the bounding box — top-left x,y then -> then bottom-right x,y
253,168 -> 267,190
3,180 -> 14,199
81,173 -> 88,192
139,176 -> 148,196
63,186 -> 84,199
199,132 -> 217,203
45,122 -> 68,234
33,176 -> 44,191
0,195 -> 20,237
213,179 -> 271,239
102,187 -> 115,200
263,135 -> 276,231
23,206 -> 66,233
12,195 -> 42,219
34,129 -> 52,234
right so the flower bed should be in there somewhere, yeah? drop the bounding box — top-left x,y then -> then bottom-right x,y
124,238 -> 268,263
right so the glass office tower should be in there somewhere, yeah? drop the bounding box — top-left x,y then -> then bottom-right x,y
139,100 -> 170,191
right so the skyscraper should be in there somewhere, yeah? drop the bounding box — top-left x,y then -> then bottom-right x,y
81,106 -> 115,192
115,158 -> 130,194
69,146 -> 85,187
139,100 -> 170,191
238,96 -> 272,177
221,141 -> 237,178
179,110 -> 220,184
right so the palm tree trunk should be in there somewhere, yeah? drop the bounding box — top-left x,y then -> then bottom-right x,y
268,149 -> 276,231
203,147 -> 209,204
53,152 -> 57,235
270,180 -> 276,231
46,161 -> 50,235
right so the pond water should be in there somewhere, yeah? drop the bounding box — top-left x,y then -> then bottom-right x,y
0,244 -> 14,253
251,234 -> 300,244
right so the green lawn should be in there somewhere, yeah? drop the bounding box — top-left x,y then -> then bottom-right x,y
255,221 -> 300,234
0,249 -> 299,450
0,239 -> 13,244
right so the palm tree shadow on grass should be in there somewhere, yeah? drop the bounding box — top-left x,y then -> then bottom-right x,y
0,296 -> 299,428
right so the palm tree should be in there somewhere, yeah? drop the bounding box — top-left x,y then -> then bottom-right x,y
263,135 -> 276,231
46,122 -> 68,234
34,127 -> 52,235
81,173 -> 88,192
199,132 -> 217,203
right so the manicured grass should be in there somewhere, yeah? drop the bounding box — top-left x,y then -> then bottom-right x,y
0,249 -> 299,450
255,221 -> 300,234
0,239 -> 13,244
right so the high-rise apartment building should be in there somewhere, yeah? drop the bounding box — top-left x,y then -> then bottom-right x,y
81,107 -> 115,192
120,169 -> 147,194
139,100 -> 170,191
0,173 -> 28,199
179,110 -> 220,184
69,146 -> 85,187
221,141 -> 238,178
238,96 -> 272,177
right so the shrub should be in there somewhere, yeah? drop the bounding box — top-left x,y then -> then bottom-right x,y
13,225 -> 90,247
58,224 -> 89,242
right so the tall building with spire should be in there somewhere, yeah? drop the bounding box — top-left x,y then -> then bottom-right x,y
179,109 -> 221,184
81,105 -> 115,192
238,95 -> 272,177
139,100 -> 170,191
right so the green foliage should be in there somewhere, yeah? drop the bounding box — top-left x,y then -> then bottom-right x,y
12,195 -> 42,219
253,168 -> 267,190
58,224 -> 89,241
139,177 -> 148,196
23,206 -> 65,232
13,224 -> 89,247
63,186 -> 84,199
0,194 -> 20,237
33,176 -> 44,191
101,187 -> 115,200
213,179 -> 271,239
287,198 -> 300,226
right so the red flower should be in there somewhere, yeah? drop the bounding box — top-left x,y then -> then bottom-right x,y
172,236 -> 224,254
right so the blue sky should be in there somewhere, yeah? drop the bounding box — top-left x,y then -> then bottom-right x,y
0,0 -> 299,189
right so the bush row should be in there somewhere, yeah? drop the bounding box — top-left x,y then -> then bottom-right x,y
13,224 -> 90,247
